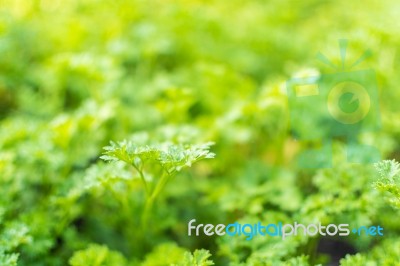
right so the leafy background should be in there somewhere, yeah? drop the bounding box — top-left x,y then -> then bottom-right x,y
0,0 -> 400,265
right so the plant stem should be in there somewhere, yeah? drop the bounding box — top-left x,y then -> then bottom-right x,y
132,164 -> 149,196
141,171 -> 173,228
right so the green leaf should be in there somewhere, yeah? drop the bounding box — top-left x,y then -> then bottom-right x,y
0,251 -> 18,266
0,223 -> 32,252
374,160 -> 400,208
174,249 -> 214,266
141,243 -> 187,266
69,244 -> 128,266
101,140 -> 215,174
375,159 -> 400,182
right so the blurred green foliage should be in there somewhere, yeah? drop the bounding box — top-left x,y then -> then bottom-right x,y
0,0 -> 400,265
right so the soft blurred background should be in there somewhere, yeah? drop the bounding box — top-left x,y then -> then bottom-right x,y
0,0 -> 400,265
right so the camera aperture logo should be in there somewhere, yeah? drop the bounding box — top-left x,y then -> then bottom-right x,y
286,39 -> 381,168
188,219 -> 384,241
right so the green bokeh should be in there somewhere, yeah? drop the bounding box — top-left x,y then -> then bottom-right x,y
0,0 -> 400,265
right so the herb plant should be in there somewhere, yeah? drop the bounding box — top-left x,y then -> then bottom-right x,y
100,140 -> 215,226
0,0 -> 400,265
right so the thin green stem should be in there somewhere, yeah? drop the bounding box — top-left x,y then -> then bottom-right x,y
132,164 -> 149,196
141,171 -> 174,229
